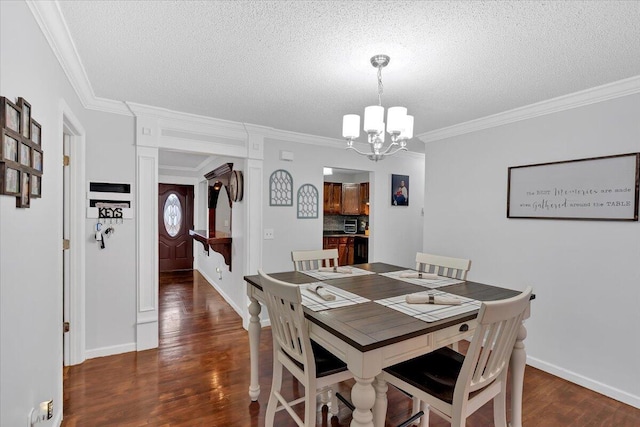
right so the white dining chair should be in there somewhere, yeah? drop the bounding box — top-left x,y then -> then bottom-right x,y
381,287 -> 533,427
258,269 -> 353,427
292,248 -> 339,271
415,252 -> 471,280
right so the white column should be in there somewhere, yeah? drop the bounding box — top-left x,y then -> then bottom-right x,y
136,145 -> 159,350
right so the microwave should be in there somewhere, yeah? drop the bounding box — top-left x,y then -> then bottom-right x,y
344,219 -> 357,234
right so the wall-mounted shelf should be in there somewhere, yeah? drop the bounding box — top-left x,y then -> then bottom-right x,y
189,229 -> 232,271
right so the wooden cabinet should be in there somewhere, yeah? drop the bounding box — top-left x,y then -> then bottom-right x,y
324,182 -> 369,216
341,183 -> 360,215
360,182 -> 369,215
323,182 -> 342,214
323,236 -> 354,265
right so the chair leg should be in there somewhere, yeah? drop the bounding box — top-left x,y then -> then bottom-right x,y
411,396 -> 421,416
419,400 -> 429,427
493,388 -> 508,427
319,386 -> 330,409
265,360 -> 283,427
304,379 -> 318,427
328,386 -> 340,416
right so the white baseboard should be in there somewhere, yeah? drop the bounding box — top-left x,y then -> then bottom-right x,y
527,355 -> 640,409
85,342 -> 137,360
198,269 -> 244,318
53,411 -> 62,427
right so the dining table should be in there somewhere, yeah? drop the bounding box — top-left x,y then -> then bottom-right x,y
244,262 -> 532,427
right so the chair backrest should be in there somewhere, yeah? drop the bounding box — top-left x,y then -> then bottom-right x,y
455,287 -> 532,400
258,269 -> 314,370
415,252 -> 471,280
292,248 -> 339,271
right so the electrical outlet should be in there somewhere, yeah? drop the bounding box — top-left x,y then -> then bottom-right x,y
263,228 -> 274,240
28,400 -> 52,426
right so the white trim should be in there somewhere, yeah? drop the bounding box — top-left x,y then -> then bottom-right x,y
85,342 -> 137,359
26,1 -> 131,116
136,146 -> 159,350
60,98 -> 86,366
418,75 -> 640,143
198,269 -> 244,318
527,355 -> 640,409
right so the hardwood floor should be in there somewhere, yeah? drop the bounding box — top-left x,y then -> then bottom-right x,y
63,270 -> 640,426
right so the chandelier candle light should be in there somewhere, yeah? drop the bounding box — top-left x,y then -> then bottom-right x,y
343,54 -> 414,161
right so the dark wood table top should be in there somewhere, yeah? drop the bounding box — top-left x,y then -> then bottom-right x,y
244,263 -> 525,352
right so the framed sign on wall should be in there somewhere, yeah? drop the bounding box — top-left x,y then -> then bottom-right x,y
507,153 -> 640,221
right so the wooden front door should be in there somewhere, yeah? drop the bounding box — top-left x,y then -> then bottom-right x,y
159,184 -> 194,272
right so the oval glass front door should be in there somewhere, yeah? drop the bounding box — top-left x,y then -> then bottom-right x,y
163,193 -> 182,237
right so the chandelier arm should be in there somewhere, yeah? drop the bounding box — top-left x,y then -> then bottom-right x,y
380,141 -> 400,155
382,146 -> 409,157
346,145 -> 377,157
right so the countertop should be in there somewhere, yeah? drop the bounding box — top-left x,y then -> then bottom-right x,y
323,231 -> 369,238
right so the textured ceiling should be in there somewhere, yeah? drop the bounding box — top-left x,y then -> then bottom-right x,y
58,1 -> 640,154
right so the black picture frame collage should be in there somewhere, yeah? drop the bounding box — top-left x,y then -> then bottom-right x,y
0,96 -> 43,208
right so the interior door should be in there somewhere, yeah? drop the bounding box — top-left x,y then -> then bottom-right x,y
159,184 -> 194,272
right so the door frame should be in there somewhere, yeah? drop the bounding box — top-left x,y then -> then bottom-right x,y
61,99 -> 86,366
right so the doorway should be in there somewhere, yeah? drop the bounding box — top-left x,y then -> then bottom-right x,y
158,183 -> 195,272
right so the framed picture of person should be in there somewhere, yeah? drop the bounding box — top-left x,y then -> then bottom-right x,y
1,97 -> 21,134
1,130 -> 19,162
391,174 -> 409,206
18,98 -> 31,140
17,170 -> 30,208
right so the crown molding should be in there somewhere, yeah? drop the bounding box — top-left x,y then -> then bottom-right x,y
417,75 -> 640,144
26,0 -> 131,116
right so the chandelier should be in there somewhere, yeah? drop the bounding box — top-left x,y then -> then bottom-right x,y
342,54 -> 414,161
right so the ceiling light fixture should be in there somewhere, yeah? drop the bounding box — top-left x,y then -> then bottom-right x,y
342,54 -> 414,162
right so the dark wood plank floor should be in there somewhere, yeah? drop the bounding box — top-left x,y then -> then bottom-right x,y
62,270 -> 640,426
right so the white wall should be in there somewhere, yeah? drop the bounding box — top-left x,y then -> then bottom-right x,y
422,93 -> 640,407
84,109 -> 136,357
1,3 -> 138,425
262,138 -> 425,273
0,2 -> 79,425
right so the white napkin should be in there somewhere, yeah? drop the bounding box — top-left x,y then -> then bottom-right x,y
318,266 -> 352,274
308,284 -> 336,301
405,294 -> 462,305
399,272 -> 439,279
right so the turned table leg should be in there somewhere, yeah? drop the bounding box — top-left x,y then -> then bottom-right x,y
248,295 -> 262,401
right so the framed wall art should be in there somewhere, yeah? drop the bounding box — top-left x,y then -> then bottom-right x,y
1,95 -> 44,208
2,130 -> 19,162
18,98 -> 31,140
391,174 -> 409,206
16,170 -> 30,208
32,149 -> 43,172
0,164 -> 20,195
1,97 -> 21,134
19,142 -> 31,167
31,119 -> 41,145
507,153 -> 640,221
31,175 -> 41,198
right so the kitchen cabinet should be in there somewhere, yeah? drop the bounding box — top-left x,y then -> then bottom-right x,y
360,182 -> 369,215
341,183 -> 360,215
323,182 -> 342,214
323,236 -> 354,265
